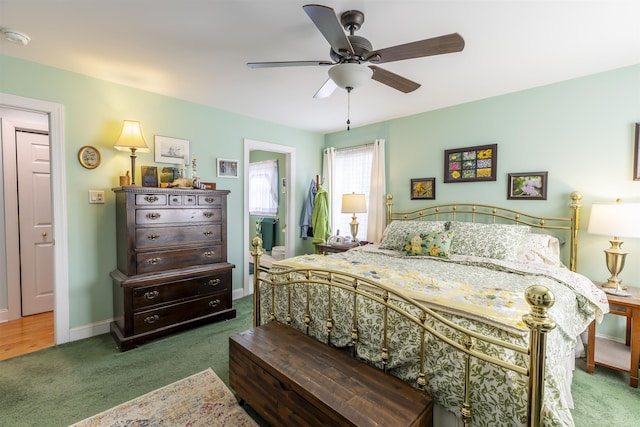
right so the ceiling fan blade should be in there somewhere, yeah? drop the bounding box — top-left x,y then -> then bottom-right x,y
366,33 -> 465,64
369,66 -> 420,93
313,78 -> 338,99
247,60 -> 333,69
303,4 -> 354,56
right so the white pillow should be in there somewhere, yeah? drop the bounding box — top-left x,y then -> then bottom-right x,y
516,233 -> 563,267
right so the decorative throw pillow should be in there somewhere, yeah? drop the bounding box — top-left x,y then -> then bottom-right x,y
380,220 -> 447,250
401,230 -> 454,257
448,222 -> 530,261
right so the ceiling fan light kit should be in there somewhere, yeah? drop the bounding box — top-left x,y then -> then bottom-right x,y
1,28 -> 31,45
248,4 -> 464,129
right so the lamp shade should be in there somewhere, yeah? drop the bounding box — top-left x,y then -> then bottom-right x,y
587,202 -> 640,238
341,193 -> 367,214
113,120 -> 150,152
328,63 -> 373,90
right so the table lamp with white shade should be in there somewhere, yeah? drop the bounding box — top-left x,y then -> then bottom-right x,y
113,120 -> 150,186
341,193 -> 367,246
587,200 -> 640,296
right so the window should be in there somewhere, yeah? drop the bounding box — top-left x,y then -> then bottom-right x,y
330,145 -> 373,241
248,159 -> 278,216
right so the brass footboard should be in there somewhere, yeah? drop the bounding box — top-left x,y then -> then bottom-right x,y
251,238 -> 555,427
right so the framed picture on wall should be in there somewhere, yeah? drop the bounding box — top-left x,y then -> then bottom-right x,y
444,144 -> 497,183
507,172 -> 548,200
634,123 -> 640,181
217,158 -> 239,178
155,135 -> 189,165
410,178 -> 436,200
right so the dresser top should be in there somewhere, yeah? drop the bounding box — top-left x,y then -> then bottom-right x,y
112,186 -> 230,196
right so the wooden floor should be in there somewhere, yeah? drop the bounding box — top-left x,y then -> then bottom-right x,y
0,311 -> 54,361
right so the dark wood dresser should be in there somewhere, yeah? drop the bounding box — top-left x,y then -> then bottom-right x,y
110,186 -> 236,351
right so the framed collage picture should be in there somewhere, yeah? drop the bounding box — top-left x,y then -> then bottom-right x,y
444,144 -> 497,183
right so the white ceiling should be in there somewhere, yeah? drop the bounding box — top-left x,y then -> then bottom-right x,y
1,1 -> 639,134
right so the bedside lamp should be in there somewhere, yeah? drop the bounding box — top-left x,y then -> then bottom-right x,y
587,200 -> 640,296
113,120 -> 150,185
341,193 -> 367,245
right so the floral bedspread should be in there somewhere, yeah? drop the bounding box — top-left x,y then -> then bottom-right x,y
264,245 -> 608,427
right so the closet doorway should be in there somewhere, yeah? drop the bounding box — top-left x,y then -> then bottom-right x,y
243,139 -> 295,296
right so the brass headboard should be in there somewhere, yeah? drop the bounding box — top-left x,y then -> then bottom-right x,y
385,192 -> 583,272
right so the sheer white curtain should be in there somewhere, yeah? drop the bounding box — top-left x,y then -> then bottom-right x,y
248,159 -> 278,216
323,147 -> 336,229
367,139 -> 386,243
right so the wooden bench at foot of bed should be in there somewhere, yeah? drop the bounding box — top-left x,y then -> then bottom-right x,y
229,321 -> 433,427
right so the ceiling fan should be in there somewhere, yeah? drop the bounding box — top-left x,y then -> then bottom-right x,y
247,4 -> 465,99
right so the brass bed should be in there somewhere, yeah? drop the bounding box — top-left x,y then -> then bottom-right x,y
251,192 -> 608,427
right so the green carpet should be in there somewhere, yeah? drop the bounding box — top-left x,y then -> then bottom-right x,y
0,295 -> 638,426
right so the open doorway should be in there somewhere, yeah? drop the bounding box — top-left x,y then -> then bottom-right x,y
243,139 -> 296,296
0,93 -> 69,346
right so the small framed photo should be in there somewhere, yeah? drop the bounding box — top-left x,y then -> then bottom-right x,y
410,178 -> 436,200
141,166 -> 159,188
634,123 -> 639,181
444,144 -> 497,183
155,135 -> 189,165
507,172 -> 548,200
217,158 -> 239,178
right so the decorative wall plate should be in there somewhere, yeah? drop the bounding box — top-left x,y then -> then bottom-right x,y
78,145 -> 101,169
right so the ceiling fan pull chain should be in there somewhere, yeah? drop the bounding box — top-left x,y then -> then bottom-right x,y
347,87 -> 351,131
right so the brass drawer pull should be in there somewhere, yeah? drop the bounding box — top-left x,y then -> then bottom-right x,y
203,212 -> 214,218
186,197 -> 195,203
204,197 -> 216,203
147,234 -> 160,240
147,258 -> 159,265
203,231 -> 213,237
203,251 -> 215,258
144,196 -> 159,203
206,278 -> 221,286
144,290 -> 159,300
146,212 -> 161,220
209,299 -> 221,308
144,314 -> 160,324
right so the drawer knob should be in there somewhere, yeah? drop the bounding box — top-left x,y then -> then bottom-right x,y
209,299 -> 221,308
144,196 -> 159,203
203,231 -> 213,237
203,251 -> 215,258
147,258 -> 159,265
206,278 -> 221,286
205,197 -> 216,203
147,234 -> 160,240
144,314 -> 160,324
144,290 -> 159,300
146,212 -> 161,220
203,212 -> 214,218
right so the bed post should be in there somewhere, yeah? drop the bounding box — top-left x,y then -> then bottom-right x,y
569,192 -> 583,272
523,285 -> 556,427
386,194 -> 393,224
251,237 -> 264,328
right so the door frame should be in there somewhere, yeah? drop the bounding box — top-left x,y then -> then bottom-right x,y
243,138 -> 295,296
0,93 -> 69,344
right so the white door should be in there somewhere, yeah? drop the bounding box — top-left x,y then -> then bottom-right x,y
16,130 -> 54,315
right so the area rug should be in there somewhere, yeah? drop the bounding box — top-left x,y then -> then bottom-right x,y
69,368 -> 258,427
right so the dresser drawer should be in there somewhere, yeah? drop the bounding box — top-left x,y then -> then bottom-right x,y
133,291 -> 230,334
135,208 -> 222,225
135,224 -> 222,249
198,194 -> 222,206
169,194 -> 197,206
135,194 -> 168,206
136,245 -> 223,274
132,272 -> 229,309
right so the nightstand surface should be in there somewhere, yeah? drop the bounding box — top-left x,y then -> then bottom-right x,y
316,243 -> 353,254
586,284 -> 640,387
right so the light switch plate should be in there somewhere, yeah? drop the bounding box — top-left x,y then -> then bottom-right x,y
89,190 -> 105,204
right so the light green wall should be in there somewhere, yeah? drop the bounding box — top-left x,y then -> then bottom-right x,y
0,54 -> 323,328
326,64 -> 640,339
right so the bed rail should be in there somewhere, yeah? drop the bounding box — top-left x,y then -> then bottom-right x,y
386,192 -> 583,271
251,238 -> 555,427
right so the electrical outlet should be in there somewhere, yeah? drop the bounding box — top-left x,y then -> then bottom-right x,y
89,190 -> 105,204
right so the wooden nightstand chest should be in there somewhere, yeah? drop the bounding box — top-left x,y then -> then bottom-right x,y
586,284 -> 640,387
316,243 -> 353,254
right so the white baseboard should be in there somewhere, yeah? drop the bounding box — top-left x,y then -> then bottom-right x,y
233,288 -> 249,300
68,319 -> 111,342
0,308 -> 8,323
